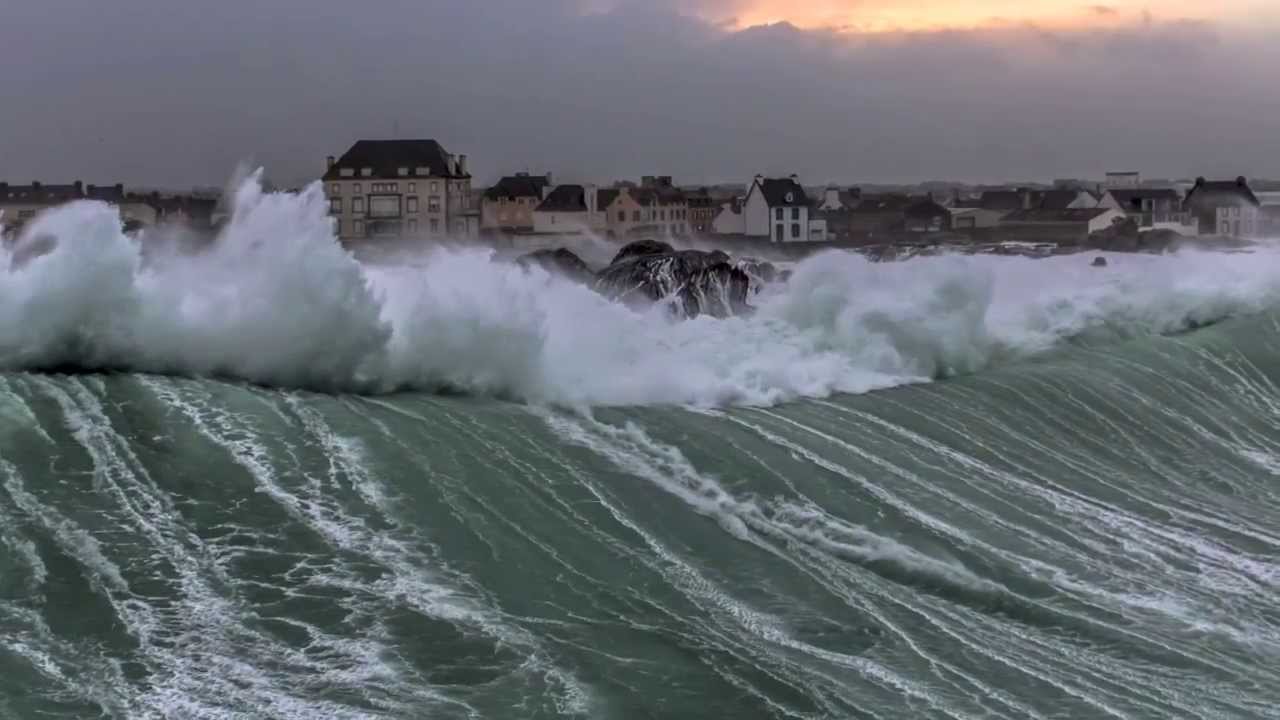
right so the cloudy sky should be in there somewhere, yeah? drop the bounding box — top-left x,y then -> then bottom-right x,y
2,0 -> 1277,188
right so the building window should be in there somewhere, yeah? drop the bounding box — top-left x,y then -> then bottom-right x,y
329,197 -> 342,214
353,183 -> 361,194
416,167 -> 430,176
618,211 -> 625,222
409,183 -> 416,193
361,168 -> 372,177
353,197 -> 365,213
429,218 -> 439,233
431,181 -> 439,193
775,208 -> 783,220
340,168 -> 354,177
353,220 -> 364,237
408,218 -> 418,233
330,183 -> 340,195
632,210 -> 641,222
429,198 -> 441,213
792,208 -> 800,220
369,196 -> 402,218
407,196 -> 418,213
398,167 -> 408,176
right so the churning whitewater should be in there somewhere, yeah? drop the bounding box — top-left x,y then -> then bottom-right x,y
2,177 -> 1280,719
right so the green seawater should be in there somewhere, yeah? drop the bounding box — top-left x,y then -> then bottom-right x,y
2,315 -> 1280,719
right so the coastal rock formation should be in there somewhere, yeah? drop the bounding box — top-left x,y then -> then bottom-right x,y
609,239 -> 675,265
735,257 -> 778,291
596,246 -> 751,319
516,248 -> 594,284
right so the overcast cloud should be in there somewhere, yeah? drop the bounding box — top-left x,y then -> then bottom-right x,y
2,0 -> 1277,188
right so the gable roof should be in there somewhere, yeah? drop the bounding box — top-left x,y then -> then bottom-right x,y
904,198 -> 948,218
1033,189 -> 1086,210
483,174 -> 549,201
535,184 -> 589,213
597,188 -> 620,210
978,191 -> 1025,211
323,139 -> 462,181
1001,208 -> 1113,224
755,178 -> 808,207
852,193 -> 913,213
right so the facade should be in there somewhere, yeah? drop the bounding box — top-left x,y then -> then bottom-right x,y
628,183 -> 689,238
1099,188 -> 1184,228
0,181 -> 161,235
685,188 -> 718,235
947,207 -> 1005,230
743,176 -> 814,242
712,199 -> 746,235
1183,177 -> 1261,238
903,197 -> 950,233
481,173 -> 551,232
532,184 -> 602,234
322,139 -> 475,242
846,193 -> 913,240
1104,171 -> 1141,189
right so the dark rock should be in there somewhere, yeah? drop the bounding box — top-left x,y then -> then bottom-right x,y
595,249 -> 751,318
1091,256 -> 1108,267
735,257 -> 778,288
610,239 -> 675,266
516,248 -> 594,284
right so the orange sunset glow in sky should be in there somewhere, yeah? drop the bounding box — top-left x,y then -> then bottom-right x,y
689,0 -> 1260,33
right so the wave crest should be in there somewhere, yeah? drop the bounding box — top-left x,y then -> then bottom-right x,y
2,174 -> 1276,406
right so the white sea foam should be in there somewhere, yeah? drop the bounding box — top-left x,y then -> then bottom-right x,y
3,172 -> 1279,407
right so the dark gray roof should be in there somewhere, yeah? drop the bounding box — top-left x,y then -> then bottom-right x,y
1002,208 -> 1111,223
0,182 -> 126,205
852,193 -> 913,213
484,174 -> 549,201
323,139 -> 463,181
536,185 -> 589,213
757,178 -> 808,207
904,198 -> 948,218
1033,190 -> 1085,210
597,188 -> 620,209
978,191 -> 1025,211
1184,177 -> 1259,208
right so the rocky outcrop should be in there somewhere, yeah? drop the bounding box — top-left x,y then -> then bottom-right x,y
609,239 -> 675,266
595,248 -> 752,319
735,257 -> 778,292
516,248 -> 594,284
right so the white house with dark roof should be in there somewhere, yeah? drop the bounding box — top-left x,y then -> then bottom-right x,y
323,139 -> 475,242
1184,177 -> 1261,238
743,175 -> 818,242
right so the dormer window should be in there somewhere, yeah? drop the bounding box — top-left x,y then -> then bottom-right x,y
339,168 -> 354,178
398,167 -> 408,176
361,168 -> 373,177
785,192 -> 794,203
415,167 -> 430,176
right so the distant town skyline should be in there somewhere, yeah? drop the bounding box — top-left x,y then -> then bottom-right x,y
2,0 -> 1277,189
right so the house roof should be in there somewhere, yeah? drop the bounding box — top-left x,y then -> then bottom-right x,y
483,174 -> 549,201
535,184 -> 589,213
1001,208 -> 1113,224
323,139 -> 463,181
1184,177 -> 1259,208
631,187 -> 684,206
1107,188 -> 1180,211
904,198 -> 948,218
756,178 -> 808,207
597,188 -> 620,209
1033,190 -> 1085,210
978,191 -> 1025,211
0,182 -> 127,205
852,193 -> 913,213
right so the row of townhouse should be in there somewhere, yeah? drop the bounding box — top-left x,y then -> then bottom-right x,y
0,181 -> 219,236
481,175 -> 693,239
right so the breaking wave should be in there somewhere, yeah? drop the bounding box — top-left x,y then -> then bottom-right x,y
2,173 -> 1278,407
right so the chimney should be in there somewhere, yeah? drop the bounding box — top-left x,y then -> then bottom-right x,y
1236,176 -> 1248,187
32,181 -> 41,190
326,155 -> 335,169
73,180 -> 83,195
459,154 -> 469,176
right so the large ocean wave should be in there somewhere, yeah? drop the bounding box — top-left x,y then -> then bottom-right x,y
3,173 -> 1278,407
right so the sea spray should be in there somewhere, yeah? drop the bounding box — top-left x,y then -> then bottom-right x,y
3,173 -> 1280,406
